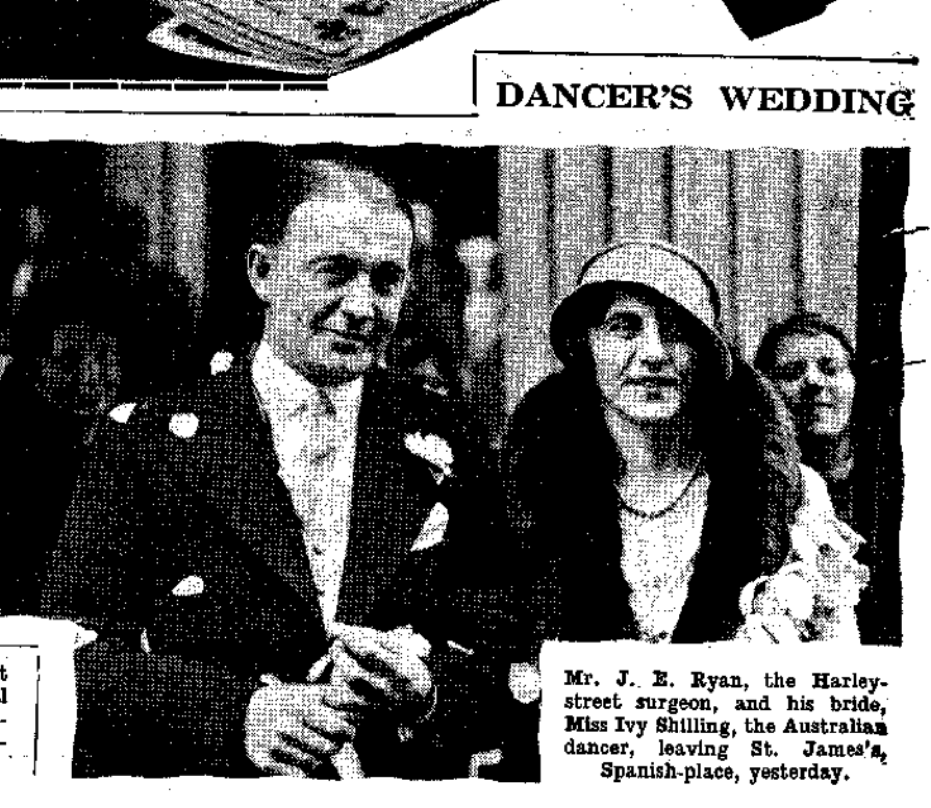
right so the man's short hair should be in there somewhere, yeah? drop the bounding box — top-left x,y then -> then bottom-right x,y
754,313 -> 857,378
249,153 -> 416,247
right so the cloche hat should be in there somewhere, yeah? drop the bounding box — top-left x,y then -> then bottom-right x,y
549,240 -> 733,378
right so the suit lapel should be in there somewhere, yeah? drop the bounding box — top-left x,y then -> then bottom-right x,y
198,368 -> 319,611
337,372 -> 432,628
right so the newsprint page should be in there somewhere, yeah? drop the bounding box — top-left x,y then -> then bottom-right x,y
0,2 -> 927,808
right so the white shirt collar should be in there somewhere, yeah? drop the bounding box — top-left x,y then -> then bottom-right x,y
251,340 -> 364,424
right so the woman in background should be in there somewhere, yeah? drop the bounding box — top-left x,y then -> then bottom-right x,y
755,314 -> 858,528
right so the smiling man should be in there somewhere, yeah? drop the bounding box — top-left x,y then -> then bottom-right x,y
43,158 -> 499,778
248,163 -> 412,386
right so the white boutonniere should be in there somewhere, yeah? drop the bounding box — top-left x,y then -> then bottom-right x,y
411,502 -> 450,552
169,413 -> 199,439
210,350 -> 234,375
108,402 -> 136,424
404,432 -> 454,482
171,575 -> 205,596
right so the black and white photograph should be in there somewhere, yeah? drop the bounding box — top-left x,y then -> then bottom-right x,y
0,142 -> 909,783
0,0 -> 924,801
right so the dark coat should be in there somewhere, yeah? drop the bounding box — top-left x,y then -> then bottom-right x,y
0,361 -> 90,616
42,358 -> 503,778
501,361 -> 802,652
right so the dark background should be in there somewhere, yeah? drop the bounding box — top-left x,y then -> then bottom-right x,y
0,142 -> 501,397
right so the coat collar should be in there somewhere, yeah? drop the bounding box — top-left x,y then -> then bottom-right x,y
566,474 -> 747,644
337,370 -> 436,628
251,340 -> 365,425
197,366 -> 319,610
536,374 -> 760,644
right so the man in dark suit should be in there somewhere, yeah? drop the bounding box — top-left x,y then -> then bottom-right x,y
42,158 -> 500,778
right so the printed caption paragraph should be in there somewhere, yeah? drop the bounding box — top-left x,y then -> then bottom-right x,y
541,643 -> 897,788
0,645 -> 39,776
0,617 -> 93,778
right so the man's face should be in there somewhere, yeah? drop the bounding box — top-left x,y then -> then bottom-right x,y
770,333 -> 855,437
255,194 -> 413,385
588,293 -> 695,424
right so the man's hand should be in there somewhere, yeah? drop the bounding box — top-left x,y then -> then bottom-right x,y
330,624 -> 434,723
245,680 -> 360,777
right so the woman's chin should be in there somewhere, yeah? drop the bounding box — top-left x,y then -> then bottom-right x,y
614,408 -> 682,425
806,420 -> 848,439
607,396 -> 683,424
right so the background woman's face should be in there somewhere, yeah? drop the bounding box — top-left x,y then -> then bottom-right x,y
588,294 -> 695,424
771,332 -> 855,437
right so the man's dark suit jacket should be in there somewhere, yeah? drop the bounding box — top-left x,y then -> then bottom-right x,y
42,355 -> 503,778
0,362 -> 89,616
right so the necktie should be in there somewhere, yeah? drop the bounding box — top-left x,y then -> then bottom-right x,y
275,387 -> 337,525
303,387 -> 338,463
299,387 -> 351,629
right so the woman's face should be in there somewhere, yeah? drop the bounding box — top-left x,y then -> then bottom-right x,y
588,293 -> 695,424
770,332 -> 855,437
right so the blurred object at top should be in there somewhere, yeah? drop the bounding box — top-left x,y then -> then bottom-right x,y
151,0 -> 500,77
722,0 -> 837,39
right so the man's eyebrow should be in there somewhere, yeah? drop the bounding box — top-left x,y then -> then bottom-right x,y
310,253 -> 360,269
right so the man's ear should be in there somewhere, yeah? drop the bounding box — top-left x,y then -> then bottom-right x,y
247,244 -> 273,301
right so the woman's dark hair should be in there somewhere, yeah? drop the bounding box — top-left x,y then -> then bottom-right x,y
754,313 -> 856,378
